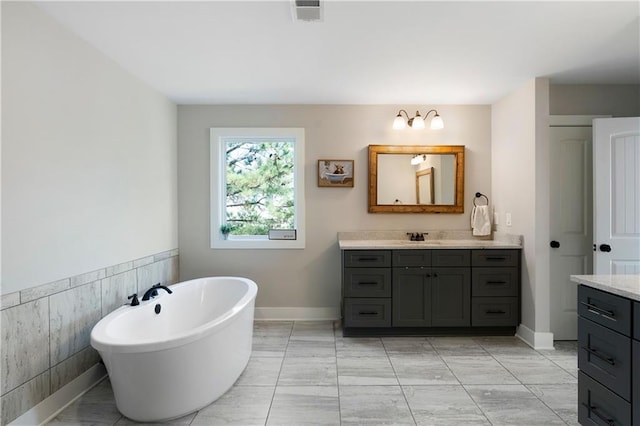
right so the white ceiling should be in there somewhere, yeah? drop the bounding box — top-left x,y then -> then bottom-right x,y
35,1 -> 640,105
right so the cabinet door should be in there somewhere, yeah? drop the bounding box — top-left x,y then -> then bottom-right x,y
431,267 -> 471,326
392,268 -> 431,327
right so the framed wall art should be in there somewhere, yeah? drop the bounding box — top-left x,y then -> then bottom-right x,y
317,159 -> 354,187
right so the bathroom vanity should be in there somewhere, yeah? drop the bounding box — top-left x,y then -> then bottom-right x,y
570,274 -> 640,426
339,231 -> 523,336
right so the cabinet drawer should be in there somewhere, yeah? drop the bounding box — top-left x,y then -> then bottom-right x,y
343,250 -> 391,268
578,317 -> 631,401
343,268 -> 391,298
344,298 -> 391,327
578,285 -> 632,337
431,250 -> 470,267
392,250 -> 431,267
634,302 -> 639,340
471,297 -> 518,326
472,267 -> 518,297
578,371 -> 631,426
471,250 -> 519,267
634,340 -> 640,424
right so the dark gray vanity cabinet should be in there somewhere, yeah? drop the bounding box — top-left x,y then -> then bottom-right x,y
342,250 -> 392,327
577,285 -> 637,426
392,250 -> 471,327
341,247 -> 520,336
471,250 -> 520,327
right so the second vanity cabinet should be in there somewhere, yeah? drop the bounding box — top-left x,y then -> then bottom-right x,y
342,247 -> 521,336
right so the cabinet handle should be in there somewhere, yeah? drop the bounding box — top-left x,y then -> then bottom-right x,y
580,301 -> 616,320
358,281 -> 378,285
581,346 -> 616,365
358,311 -> 379,316
485,310 -> 506,314
356,257 -> 380,262
485,256 -> 507,261
425,273 -> 431,277
486,281 -> 506,285
581,403 -> 615,426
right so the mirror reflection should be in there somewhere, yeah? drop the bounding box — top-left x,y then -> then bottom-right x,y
368,145 -> 465,213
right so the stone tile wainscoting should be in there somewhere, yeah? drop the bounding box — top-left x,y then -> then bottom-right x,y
0,249 -> 179,425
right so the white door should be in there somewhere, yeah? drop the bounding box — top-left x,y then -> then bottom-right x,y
549,125 -> 593,340
593,117 -> 640,274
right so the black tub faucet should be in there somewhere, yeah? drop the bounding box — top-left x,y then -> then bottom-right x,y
141,283 -> 173,301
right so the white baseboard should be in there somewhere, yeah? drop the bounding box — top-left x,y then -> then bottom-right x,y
9,363 -> 107,426
516,323 -> 555,350
254,307 -> 339,321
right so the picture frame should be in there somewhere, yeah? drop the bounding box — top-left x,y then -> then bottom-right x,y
317,159 -> 354,187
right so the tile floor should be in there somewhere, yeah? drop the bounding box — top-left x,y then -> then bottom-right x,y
48,321 -> 578,425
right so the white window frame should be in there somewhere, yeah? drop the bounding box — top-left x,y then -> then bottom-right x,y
210,127 -> 305,249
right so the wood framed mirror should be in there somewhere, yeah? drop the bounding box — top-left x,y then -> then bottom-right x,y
368,145 -> 465,213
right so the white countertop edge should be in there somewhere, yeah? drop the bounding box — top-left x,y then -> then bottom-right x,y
570,274 -> 640,302
338,240 -> 522,250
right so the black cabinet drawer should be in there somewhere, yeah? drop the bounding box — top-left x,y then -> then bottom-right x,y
431,250 -> 470,267
472,267 -> 518,297
578,285 -> 632,337
471,250 -> 519,267
343,268 -> 391,298
634,340 -> 640,425
634,302 -> 640,340
579,371 -> 631,426
578,317 -> 631,401
344,250 -> 391,268
392,250 -> 431,267
471,297 -> 518,326
344,298 -> 391,327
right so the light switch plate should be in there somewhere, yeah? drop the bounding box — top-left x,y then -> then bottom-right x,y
268,229 -> 297,240
505,212 -> 512,227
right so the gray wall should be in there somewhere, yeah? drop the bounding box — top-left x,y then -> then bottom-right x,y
178,104 -> 491,312
550,84 -> 640,116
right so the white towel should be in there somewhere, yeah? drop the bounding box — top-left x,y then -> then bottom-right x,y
471,205 -> 492,236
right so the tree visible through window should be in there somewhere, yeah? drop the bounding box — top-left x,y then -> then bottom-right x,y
210,127 -> 305,249
224,139 -> 295,235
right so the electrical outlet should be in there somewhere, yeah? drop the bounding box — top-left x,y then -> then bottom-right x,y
505,212 -> 512,227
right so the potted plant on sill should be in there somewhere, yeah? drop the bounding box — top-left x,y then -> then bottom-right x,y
220,224 -> 234,240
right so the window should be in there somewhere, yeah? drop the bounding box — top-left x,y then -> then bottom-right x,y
210,128 -> 305,249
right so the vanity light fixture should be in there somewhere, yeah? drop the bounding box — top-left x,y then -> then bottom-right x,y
393,109 -> 444,130
410,154 -> 426,166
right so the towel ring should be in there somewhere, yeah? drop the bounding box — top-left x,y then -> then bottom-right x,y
474,192 -> 489,207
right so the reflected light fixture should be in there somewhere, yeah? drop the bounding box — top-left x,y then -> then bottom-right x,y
410,154 -> 426,166
393,109 -> 444,130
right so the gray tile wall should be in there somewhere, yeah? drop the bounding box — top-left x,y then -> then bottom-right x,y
0,249 -> 179,425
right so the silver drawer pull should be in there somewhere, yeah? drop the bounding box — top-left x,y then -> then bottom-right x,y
358,311 -> 379,316
580,301 -> 616,320
581,346 -> 615,365
581,403 -> 615,426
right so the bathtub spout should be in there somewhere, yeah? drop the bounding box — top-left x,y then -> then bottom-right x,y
141,283 -> 173,301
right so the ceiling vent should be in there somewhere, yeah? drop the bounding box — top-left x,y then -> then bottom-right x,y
291,0 -> 322,22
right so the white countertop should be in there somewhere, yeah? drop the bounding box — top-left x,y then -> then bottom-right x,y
339,239 -> 522,250
570,274 -> 640,302
338,230 -> 523,250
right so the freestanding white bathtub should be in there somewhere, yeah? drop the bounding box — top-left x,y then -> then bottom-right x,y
90,276 -> 257,422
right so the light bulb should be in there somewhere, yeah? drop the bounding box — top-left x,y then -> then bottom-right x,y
411,114 -> 425,129
393,114 -> 406,130
430,114 -> 444,130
